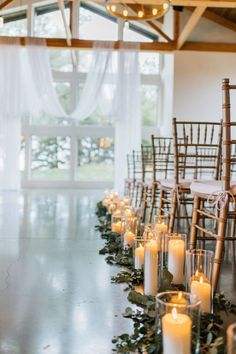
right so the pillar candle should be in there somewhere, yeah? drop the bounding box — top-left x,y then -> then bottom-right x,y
112,221 -> 122,234
154,223 -> 167,251
191,276 -> 211,313
144,239 -> 158,295
168,238 -> 185,284
135,244 -> 145,269
162,308 -> 192,354
124,231 -> 135,248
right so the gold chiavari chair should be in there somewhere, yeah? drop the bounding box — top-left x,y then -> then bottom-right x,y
124,153 -> 135,199
147,136 -> 173,223
137,144 -> 153,222
132,150 -> 143,208
190,78 -> 236,291
158,118 -> 222,234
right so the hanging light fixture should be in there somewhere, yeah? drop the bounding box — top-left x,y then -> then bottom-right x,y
106,0 -> 170,21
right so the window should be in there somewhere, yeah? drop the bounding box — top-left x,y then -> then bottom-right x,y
141,85 -> 159,127
31,136 -> 70,180
79,6 -> 118,41
0,15 -> 27,36
77,137 -> 114,181
0,1 -> 162,187
34,8 -> 70,38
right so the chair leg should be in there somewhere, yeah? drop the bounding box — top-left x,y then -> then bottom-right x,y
158,189 -> 164,217
190,195 -> 200,250
213,205 -> 228,292
169,191 -> 177,233
140,186 -> 147,223
148,184 -> 156,224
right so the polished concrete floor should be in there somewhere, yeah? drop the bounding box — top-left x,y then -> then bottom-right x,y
0,190 -> 235,354
0,190 -> 133,354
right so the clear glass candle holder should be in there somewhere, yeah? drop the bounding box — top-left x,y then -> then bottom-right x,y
152,215 -> 169,264
227,322 -> 236,354
156,291 -> 201,354
133,237 -> 146,270
144,237 -> 158,296
162,233 -> 187,285
111,214 -> 124,234
123,216 -> 138,249
186,249 -> 214,313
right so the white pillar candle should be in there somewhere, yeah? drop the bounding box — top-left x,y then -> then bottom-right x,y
191,276 -> 211,313
144,239 -> 158,295
154,223 -> 167,251
168,238 -> 185,284
162,308 -> 192,354
135,244 -> 145,269
124,231 -> 135,248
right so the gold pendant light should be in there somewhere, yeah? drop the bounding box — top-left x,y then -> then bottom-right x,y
106,0 -> 170,21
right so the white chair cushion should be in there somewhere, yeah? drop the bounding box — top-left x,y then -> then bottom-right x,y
160,179 -> 192,190
191,180 -> 236,196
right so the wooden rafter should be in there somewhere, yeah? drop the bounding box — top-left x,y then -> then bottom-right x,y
90,0 -> 236,8
0,0 -> 13,10
147,21 -> 172,42
202,9 -> 236,32
177,6 -> 207,49
173,10 -> 180,41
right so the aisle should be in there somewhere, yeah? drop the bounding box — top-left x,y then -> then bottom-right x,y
0,190 -> 133,354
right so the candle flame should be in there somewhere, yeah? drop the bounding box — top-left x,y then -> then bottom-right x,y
195,269 -> 199,277
172,307 -> 178,320
139,243 -> 142,248
200,276 -> 203,284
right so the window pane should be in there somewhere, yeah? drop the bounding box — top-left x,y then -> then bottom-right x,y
123,27 -> 152,42
0,17 -> 27,36
139,53 -> 160,74
49,49 -> 73,72
34,9 -> 70,38
79,7 -> 118,40
77,137 -> 114,181
141,85 -> 158,127
31,136 -> 70,180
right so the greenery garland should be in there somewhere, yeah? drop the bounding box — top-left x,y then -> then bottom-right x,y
95,201 -> 236,354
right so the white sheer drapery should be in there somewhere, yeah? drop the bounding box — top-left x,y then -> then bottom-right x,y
0,39 -> 141,192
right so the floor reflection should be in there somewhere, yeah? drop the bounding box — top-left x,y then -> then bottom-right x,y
0,189 -> 133,354
0,190 -> 234,354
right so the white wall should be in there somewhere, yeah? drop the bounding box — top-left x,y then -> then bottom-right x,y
173,51 -> 236,122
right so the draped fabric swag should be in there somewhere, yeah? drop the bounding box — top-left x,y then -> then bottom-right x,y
0,38 -> 141,192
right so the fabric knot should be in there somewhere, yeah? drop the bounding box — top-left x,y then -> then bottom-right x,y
207,190 -> 235,211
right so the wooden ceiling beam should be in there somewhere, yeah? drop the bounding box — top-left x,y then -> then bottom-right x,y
181,41 -> 236,52
173,10 -> 180,41
0,0 -> 13,10
90,0 -> 236,8
0,37 -> 236,53
202,9 -> 236,32
177,6 -> 207,49
146,21 -> 172,42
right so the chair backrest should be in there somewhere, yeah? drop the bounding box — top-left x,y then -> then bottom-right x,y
133,150 -> 142,181
127,153 -> 134,180
222,78 -> 236,190
151,135 -> 173,181
141,144 -> 153,183
173,118 -> 222,185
